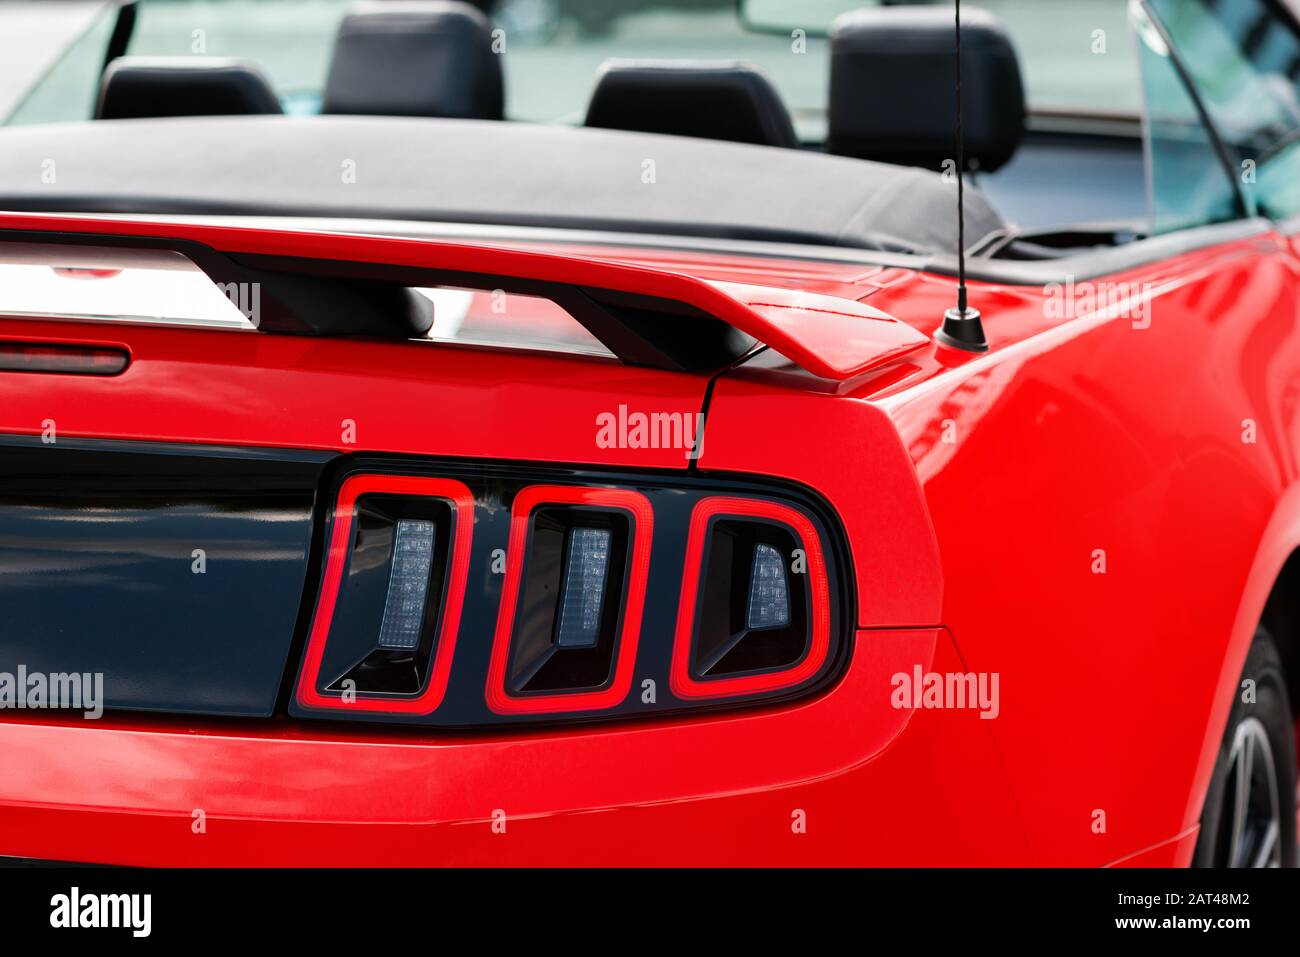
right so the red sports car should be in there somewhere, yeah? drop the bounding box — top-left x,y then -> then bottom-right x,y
0,0 -> 1296,870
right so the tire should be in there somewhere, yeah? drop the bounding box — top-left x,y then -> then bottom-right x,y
1193,628 -> 1297,867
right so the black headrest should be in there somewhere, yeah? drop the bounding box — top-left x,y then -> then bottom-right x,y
585,60 -> 798,149
827,6 -> 1024,172
96,57 -> 282,120
322,0 -> 503,119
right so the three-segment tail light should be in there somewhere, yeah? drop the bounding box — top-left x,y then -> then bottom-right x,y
293,467 -> 846,726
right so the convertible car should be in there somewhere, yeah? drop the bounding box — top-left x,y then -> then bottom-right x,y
0,0 -> 1297,868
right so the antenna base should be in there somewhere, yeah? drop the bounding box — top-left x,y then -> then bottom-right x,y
936,306 -> 988,353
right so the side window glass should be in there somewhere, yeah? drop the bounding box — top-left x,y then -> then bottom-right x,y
1147,0 -> 1300,220
1132,1 -> 1242,234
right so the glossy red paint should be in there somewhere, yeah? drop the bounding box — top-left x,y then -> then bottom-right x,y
0,315 -> 710,469
698,379 -> 944,630
708,230 -> 1300,865
485,485 -> 654,715
865,232 -> 1300,865
670,496 -> 831,699
0,214 -> 1297,865
295,474 -> 475,715
0,628 -> 1029,866
710,280 -> 928,377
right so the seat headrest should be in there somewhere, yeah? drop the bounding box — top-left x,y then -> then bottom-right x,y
827,6 -> 1024,172
96,57 -> 282,120
585,59 -> 798,149
322,0 -> 503,119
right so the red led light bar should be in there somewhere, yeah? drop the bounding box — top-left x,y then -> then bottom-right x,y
486,485 -> 653,714
670,496 -> 831,699
295,473 -> 474,714
0,340 -> 128,376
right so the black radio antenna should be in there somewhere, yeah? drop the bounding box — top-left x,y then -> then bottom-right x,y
936,0 -> 989,353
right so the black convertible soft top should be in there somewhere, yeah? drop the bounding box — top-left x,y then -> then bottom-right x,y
0,115 -> 1004,255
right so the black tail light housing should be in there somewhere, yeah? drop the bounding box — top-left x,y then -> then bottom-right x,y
291,461 -> 849,727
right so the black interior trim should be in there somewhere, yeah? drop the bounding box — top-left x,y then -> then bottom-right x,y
96,57 -> 284,120
321,0 -> 504,120
955,217 -> 1277,283
584,59 -> 799,148
826,5 -> 1025,173
99,0 -> 137,78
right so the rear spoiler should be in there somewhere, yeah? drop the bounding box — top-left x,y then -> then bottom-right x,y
0,213 -> 927,381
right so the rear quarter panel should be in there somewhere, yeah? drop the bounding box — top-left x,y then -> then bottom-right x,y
863,232 -> 1300,864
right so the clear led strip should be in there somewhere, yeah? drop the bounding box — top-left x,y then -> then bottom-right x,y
376,519 -> 437,650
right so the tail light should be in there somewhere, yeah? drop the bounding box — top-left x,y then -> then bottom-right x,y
485,486 -> 653,714
294,474 -> 474,715
291,463 -> 849,727
670,498 -> 831,699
